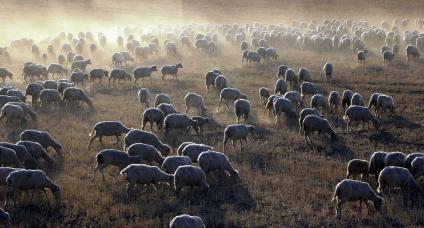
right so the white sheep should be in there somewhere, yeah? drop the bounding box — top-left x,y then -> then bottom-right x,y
346,159 -> 369,181
174,165 -> 210,194
300,82 -> 316,101
109,69 -> 132,87
25,82 -> 44,105
142,108 -> 165,132
70,71 -> 88,87
376,94 -> 395,117
328,91 -> 340,113
350,93 -> 365,106
177,142 -> 195,156
411,157 -> 424,179
164,113 -> 200,135
161,63 -> 183,80
342,90 -> 354,110
138,88 -> 150,108
218,88 -> 247,111
0,146 -> 23,168
155,93 -> 171,107
20,129 -> 62,155
6,89 -> 26,102
323,62 -> 333,82
384,151 -> 406,167
283,91 -> 304,109
405,153 -> 424,172
169,214 -> 205,228
47,64 -> 68,79
343,105 -> 379,133
406,45 -> 420,63
302,115 -> 337,145
0,143 -> 37,169
284,68 -> 297,89
17,141 -> 54,165
273,97 -> 295,125
181,144 -> 213,162
89,68 -> 109,86
234,99 -> 250,123
133,66 -> 157,85
93,149 -> 144,180
185,93 -> 206,116
87,121 -> 131,149
205,71 -> 219,93
377,166 -> 423,197
40,89 -> 62,110
162,156 -> 192,174
0,68 -> 13,84
223,124 -> 256,152
0,103 -> 26,124
120,164 -> 173,195
124,130 -> 172,156
214,75 -> 227,91
127,143 -> 165,165
310,94 -> 327,111
258,87 -> 270,104
71,59 -> 91,71
277,65 -> 289,78
158,103 -> 178,117
383,50 -> 395,65
368,92 -> 383,113
198,150 -> 239,181
298,108 -> 321,134
274,79 -> 288,95
368,151 -> 388,181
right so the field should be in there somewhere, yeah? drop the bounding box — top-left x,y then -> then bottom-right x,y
1,0 -> 424,227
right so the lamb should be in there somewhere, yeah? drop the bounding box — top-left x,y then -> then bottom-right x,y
384,151 -> 406,167
177,142 -> 195,156
6,89 -> 26,102
71,59 -> 91,71
346,159 -> 369,181
342,90 -> 354,110
298,68 -> 311,82
283,91 -> 304,108
223,124 -> 256,152
332,179 -> 383,219
124,130 -> 172,156
0,146 -> 23,168
368,92 -> 383,112
411,157 -> 424,179
284,69 -> 297,89
169,214 -> 205,228
174,165 -> 210,194
0,95 -> 20,108
87,121 -> 131,149
214,75 -> 227,91
161,63 -> 183,80
328,91 -> 340,113
7,102 -> 37,120
162,156 -> 192,174
205,71 -> 219,93
109,69 -> 132,87
0,103 -> 27,124
350,93 -> 365,106
16,141 -> 54,165
298,108 -> 321,134
5,169 -> 61,206
185,93 -> 206,116
142,108 -> 165,132
93,149 -> 145,180
25,82 -> 44,105
343,105 -> 379,133
383,50 -> 395,65
310,94 -> 327,111
181,144 -> 213,162
164,113 -> 200,135
300,82 -> 316,101
377,166 -> 423,197
323,62 -> 333,82
154,93 -> 171,107
120,164 -> 173,195
376,94 -> 395,117
302,115 -> 337,145
47,64 -> 68,79
40,89 -> 62,110
89,68 -> 109,86
406,45 -> 420,62
404,153 -> 424,171
277,65 -> 289,78
0,68 -> 13,84
218,88 -> 247,111
258,87 -> 270,104
274,79 -> 288,95
158,103 -> 178,116
127,143 -> 165,165
368,151 -> 388,181
20,129 -> 62,155
70,71 -> 89,87
234,99 -> 250,123
133,66 -> 157,85
198,150 -> 239,181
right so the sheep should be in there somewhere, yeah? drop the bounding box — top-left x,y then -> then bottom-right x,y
162,156 -> 192,174
70,71 -> 88,87
245,50 -> 261,64
133,66 -> 157,85
6,89 -> 26,102
377,166 -> 423,198
16,141 -> 54,165
161,63 -> 183,80
57,54 -> 65,65
273,97 -> 295,124
328,91 -> 340,113
368,93 -> 383,113
343,105 -> 379,133
71,59 -> 91,71
124,130 -> 171,156
0,68 -> 13,84
342,90 -> 354,110
0,167 -> 22,186
411,157 -> 424,179
191,116 -> 208,133
89,68 -> 109,86
298,68 -> 311,82
302,115 -> 337,145
265,95 -> 281,116
265,47 -> 278,61
43,80 -> 58,90
323,62 -> 333,82
283,91 -> 304,108
284,69 -> 297,89
376,94 -> 395,117
0,104 -> 27,124
62,87 -> 93,109
127,143 -> 165,165
0,143 -> 37,168
25,82 -> 44,105
357,50 -> 367,64
234,99 -> 250,124
274,79 -> 288,95
87,121 -> 131,149
20,129 -> 62,155
277,65 -> 289,78
112,52 -> 132,68
5,169 -> 61,206
332,179 -> 383,219
181,144 -> 213,162
384,151 -> 406,167
214,75 -> 227,91
40,89 -> 62,110
109,69 -> 132,87
219,88 -> 247,111
142,108 -> 165,132
154,93 -> 171,107
0,95 -> 20,108
6,102 -> 36,120
22,64 -> 48,81
57,82 -> 73,95
223,124 -> 256,152
158,103 -> 178,116
406,45 -> 420,62
346,159 -> 369,181
47,64 -> 68,79
177,142 -> 195,155
300,82 -> 316,101
383,50 -> 395,65
169,214 -> 205,228
185,93 -> 206,116
93,149 -> 145,180
258,87 -> 270,104
174,165 -> 210,194
198,150 -> 239,181
310,94 -> 327,111
351,93 -> 365,106
164,113 -> 200,135
298,108 -> 321,134
0,146 -> 23,168
405,153 -> 424,172
368,151 -> 388,181
205,71 -> 219,93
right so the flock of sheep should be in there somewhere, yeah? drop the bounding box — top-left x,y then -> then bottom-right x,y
0,16 -> 422,226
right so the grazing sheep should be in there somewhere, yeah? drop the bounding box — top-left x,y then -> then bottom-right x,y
343,105 -> 379,132
164,113 -> 199,135
265,95 -> 281,116
0,104 -> 26,124
274,79 -> 288,95
298,68 -> 311,82
283,91 -> 304,108
158,103 -> 178,116
89,68 -> 109,86
57,54 -> 65,65
205,71 -> 219,93
6,89 -> 26,102
112,52 -> 132,68
0,68 -> 13,84
214,75 -> 227,91
120,164 -> 173,195
223,124 -> 256,152
7,102 -> 36,120
191,116 -> 208,133
384,152 -> 406,167
87,121 -> 131,149
234,99 -> 250,123
411,157 -> 424,179
284,69 -> 297,89
47,64 -> 68,79
273,97 -> 295,124
351,93 -> 365,106
277,65 -> 289,78
218,88 -> 247,111
154,93 -> 171,107
310,94 -> 327,111
93,149 -> 144,180
25,82 -> 44,105
174,165 -> 210,194
161,63 -> 183,80
346,159 -> 369,181
377,166 -> 423,197
0,167 -> 22,186
383,50 -> 395,65
109,69 -> 132,87
124,130 -> 171,156
376,95 -> 395,117
0,142 -> 37,169
169,214 -> 205,228
40,89 -> 62,110
258,87 -> 270,104
142,108 -> 165,132
300,82 -> 316,101
185,93 -> 206,116
405,153 -> 424,172
62,87 -> 93,108
198,150 -> 239,180
332,179 -> 383,219
127,143 -> 165,165
368,93 -> 383,113
328,91 -> 340,113
70,71 -> 88,87
43,80 -> 57,90
0,95 -> 20,108
162,156 -> 192,174
406,45 -> 420,62
342,90 -> 354,110
182,144 -> 213,162
357,50 -> 367,64
71,59 -> 91,71
368,151 -> 389,181
16,141 -> 54,165
137,88 -> 150,109
0,146 -> 23,168
298,108 -> 321,134
22,64 -> 48,81
323,62 -> 333,82
5,169 -> 61,206
133,66 -> 157,85
177,142 -> 195,155
302,115 -> 337,145
20,129 -> 62,155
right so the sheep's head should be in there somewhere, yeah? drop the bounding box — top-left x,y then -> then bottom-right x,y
104,71 -> 109,77
151,65 -> 158,72
7,71 -> 13,78
51,185 -> 61,201
247,125 -> 256,134
161,144 -> 172,157
240,94 -> 248,100
176,63 -> 183,69
83,73 -> 89,80
87,59 -> 92,65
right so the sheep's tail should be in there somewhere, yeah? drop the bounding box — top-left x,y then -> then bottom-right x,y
88,128 -> 95,137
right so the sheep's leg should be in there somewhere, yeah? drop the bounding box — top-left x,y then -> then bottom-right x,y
150,184 -> 158,191
99,136 -> 105,148
225,101 -> 230,111
29,189 -> 37,204
336,199 -> 344,219
113,134 -> 120,145
218,99 -> 222,111
87,135 -> 98,149
43,189 -> 50,207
